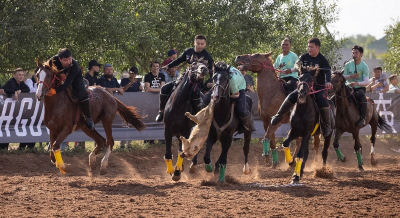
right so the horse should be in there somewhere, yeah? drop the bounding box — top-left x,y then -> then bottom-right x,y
35,58 -> 145,175
189,62 -> 252,182
330,70 -> 392,170
163,60 -> 209,181
282,70 -> 334,184
235,53 -> 320,166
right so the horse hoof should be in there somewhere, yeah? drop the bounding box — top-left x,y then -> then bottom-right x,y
218,179 -> 225,183
371,159 -> 378,166
189,163 -> 196,174
358,165 -> 364,171
340,156 -> 347,162
291,175 -> 300,184
205,164 -> 213,172
100,167 -> 108,175
243,163 -> 251,175
172,171 -> 181,181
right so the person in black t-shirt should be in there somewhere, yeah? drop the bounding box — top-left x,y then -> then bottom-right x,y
3,68 -> 30,99
155,34 -> 213,122
271,37 -> 333,137
84,60 -> 102,86
121,66 -> 143,92
144,61 -> 165,93
98,64 -> 124,95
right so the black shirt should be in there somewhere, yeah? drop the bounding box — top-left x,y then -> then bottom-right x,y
51,55 -> 85,93
84,72 -> 98,86
298,53 -> 331,89
2,78 -> 30,98
144,72 -> 165,89
121,78 -> 141,92
98,76 -> 121,88
167,48 -> 214,75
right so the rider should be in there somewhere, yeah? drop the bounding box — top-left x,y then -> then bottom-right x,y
273,37 -> 299,93
343,45 -> 370,127
271,37 -> 333,137
46,48 -> 95,130
155,34 -> 214,122
204,62 -> 256,132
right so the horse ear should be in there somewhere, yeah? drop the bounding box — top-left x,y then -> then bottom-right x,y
333,66 -> 337,71
36,57 -> 43,67
266,51 -> 273,57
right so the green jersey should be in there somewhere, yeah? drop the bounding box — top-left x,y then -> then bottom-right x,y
344,60 -> 369,88
229,67 -> 246,94
273,51 -> 299,79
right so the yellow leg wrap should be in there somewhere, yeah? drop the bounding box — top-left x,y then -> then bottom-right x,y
284,147 -> 293,163
311,123 -> 319,136
294,158 -> 303,176
53,149 -> 66,175
165,159 -> 174,175
175,154 -> 184,172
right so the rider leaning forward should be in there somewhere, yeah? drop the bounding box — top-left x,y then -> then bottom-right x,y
47,48 -> 95,130
155,34 -> 214,122
271,37 -> 333,137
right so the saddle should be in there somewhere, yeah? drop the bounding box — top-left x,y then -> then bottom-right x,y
66,78 -> 93,103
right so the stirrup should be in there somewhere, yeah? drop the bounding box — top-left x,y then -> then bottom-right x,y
356,118 -> 365,127
155,111 -> 164,122
85,118 -> 95,130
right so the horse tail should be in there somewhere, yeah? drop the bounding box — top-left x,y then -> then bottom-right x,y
377,113 -> 392,133
115,97 -> 146,131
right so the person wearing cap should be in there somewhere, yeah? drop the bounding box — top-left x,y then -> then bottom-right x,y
98,63 -> 124,95
45,48 -> 95,130
84,60 -> 102,86
162,49 -> 178,67
155,34 -> 213,122
120,66 -> 143,92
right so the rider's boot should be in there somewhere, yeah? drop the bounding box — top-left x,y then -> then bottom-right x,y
80,100 -> 95,130
271,100 -> 294,126
320,107 -> 332,137
356,102 -> 367,127
155,93 -> 168,122
239,113 -> 257,133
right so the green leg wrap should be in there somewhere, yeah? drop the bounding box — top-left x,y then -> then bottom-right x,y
205,163 -> 213,172
335,148 -> 344,161
218,164 -> 226,183
356,150 -> 363,166
272,148 -> 279,165
262,138 -> 270,156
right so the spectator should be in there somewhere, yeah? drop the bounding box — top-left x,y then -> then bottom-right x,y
84,60 -> 102,86
144,61 -> 165,93
161,66 -> 179,83
273,37 -> 299,93
120,66 -> 143,92
25,73 -> 37,93
2,68 -> 30,99
98,64 -> 124,95
388,75 -> 400,93
367,67 -> 389,93
162,49 -> 178,67
240,69 -> 255,92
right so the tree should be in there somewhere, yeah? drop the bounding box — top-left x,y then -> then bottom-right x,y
383,20 -> 400,74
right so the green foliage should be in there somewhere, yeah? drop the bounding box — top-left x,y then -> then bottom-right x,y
0,0 -> 344,85
383,20 -> 400,74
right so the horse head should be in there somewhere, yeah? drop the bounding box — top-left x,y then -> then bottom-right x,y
188,58 -> 208,83
235,52 -> 274,73
211,61 -> 230,103
297,72 -> 314,104
35,58 -> 62,101
331,68 -> 346,94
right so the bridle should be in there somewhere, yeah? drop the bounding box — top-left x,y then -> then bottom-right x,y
331,72 -> 350,99
246,54 -> 278,71
38,66 -> 61,90
211,71 -> 230,98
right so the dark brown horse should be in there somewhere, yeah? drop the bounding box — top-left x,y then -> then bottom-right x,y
330,70 -> 391,170
35,58 -> 145,175
235,53 -> 320,166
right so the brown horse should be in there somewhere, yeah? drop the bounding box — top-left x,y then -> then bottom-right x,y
35,58 -> 145,175
330,70 -> 392,170
235,53 -> 321,166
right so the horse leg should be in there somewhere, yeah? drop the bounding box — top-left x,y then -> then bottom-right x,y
51,127 -> 72,174
369,116 -> 378,166
313,134 -> 321,163
172,138 -> 185,181
190,153 -> 198,174
291,136 -> 306,184
353,132 -> 364,171
99,120 -> 114,175
300,134 -> 311,178
216,136 -> 233,183
333,130 -> 346,162
204,133 -> 218,173
288,138 -> 301,167
49,131 -> 57,164
282,130 -> 295,166
164,131 -> 174,175
80,126 -> 106,170
264,124 -> 280,167
243,130 -> 251,175
322,133 -> 332,166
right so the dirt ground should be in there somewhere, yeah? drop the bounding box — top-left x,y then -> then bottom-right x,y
1,136 -> 400,217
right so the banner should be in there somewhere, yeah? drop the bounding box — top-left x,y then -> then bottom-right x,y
0,92 -> 399,143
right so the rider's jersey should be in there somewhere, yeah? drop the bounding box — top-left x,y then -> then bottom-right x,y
273,51 -> 299,79
344,60 -> 369,89
229,67 -> 246,95
167,48 -> 214,75
52,55 -> 84,93
298,52 -> 331,90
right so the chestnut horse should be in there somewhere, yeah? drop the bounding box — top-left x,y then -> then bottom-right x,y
235,53 -> 321,166
35,58 -> 145,175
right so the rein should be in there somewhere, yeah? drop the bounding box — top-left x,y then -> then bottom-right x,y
247,54 -> 279,72
39,72 -> 61,89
